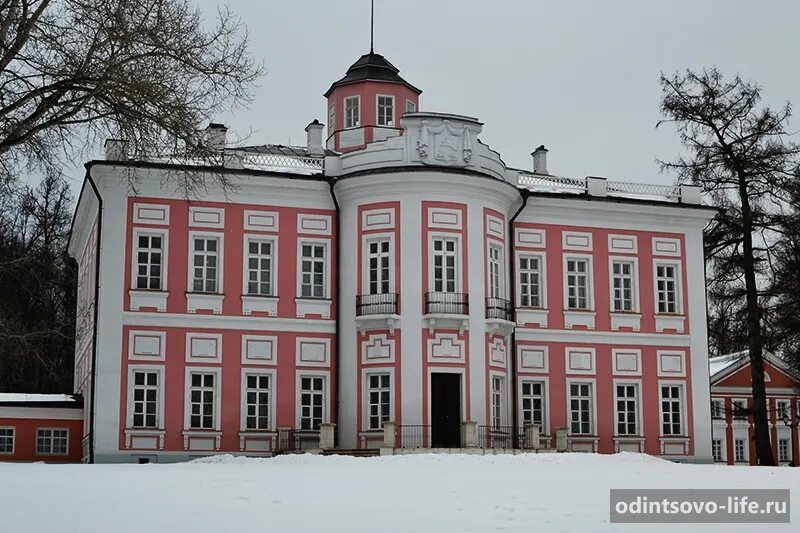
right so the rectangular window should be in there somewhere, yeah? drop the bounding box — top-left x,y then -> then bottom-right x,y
345,96 -> 360,128
132,370 -> 159,428
776,400 -> 790,422
328,104 -> 335,133
491,376 -> 504,428
660,385 -> 683,435
656,263 -> 679,314
712,439 -> 723,462
367,239 -> 390,294
300,243 -> 326,298
405,99 -> 417,113
246,239 -> 273,296
367,373 -> 391,430
36,428 -> 68,455
489,245 -> 502,298
0,427 -> 13,454
189,372 -> 216,429
300,377 -> 325,430
377,95 -> 394,126
566,258 -> 590,310
519,255 -> 542,308
615,384 -> 639,435
521,381 -> 545,429
732,400 -> 747,421
432,238 -> 458,292
569,383 -> 593,435
244,374 -> 271,430
192,237 -> 219,293
779,438 -> 790,462
611,260 -> 635,312
711,399 -> 723,419
135,234 -> 163,290
734,438 -> 746,462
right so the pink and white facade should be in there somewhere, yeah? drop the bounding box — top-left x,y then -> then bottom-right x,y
62,51 -> 716,463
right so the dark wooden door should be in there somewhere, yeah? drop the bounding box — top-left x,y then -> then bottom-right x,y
431,373 -> 461,447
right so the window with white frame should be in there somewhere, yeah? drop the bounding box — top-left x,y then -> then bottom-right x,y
776,400 -> 790,422
521,381 -> 545,429
135,233 -> 164,290
712,439 -> 723,462
377,95 -> 394,126
489,245 -> 502,298
367,239 -> 390,294
244,374 -> 271,430
615,384 -> 639,435
660,385 -> 683,435
300,243 -> 326,298
367,373 -> 391,430
191,236 -> 219,293
36,428 -> 68,455
432,237 -> 458,292
566,258 -> 590,310
519,255 -> 543,308
0,427 -> 13,453
779,438 -> 790,462
300,376 -> 325,430
656,263 -> 679,314
246,239 -> 273,296
189,372 -> 217,429
732,400 -> 747,421
328,104 -> 335,133
405,99 -> 416,113
569,383 -> 593,435
344,96 -> 360,128
491,376 -> 504,428
611,260 -> 635,312
131,370 -> 159,428
734,438 -> 746,462
711,399 -> 723,419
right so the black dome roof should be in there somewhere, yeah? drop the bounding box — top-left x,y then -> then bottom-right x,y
324,52 -> 421,97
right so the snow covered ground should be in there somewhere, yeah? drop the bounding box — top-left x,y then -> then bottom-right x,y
1,452 -> 796,532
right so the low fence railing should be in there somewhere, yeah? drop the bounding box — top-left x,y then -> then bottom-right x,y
424,292 -> 469,315
279,429 -> 320,452
356,293 -> 399,316
477,425 -> 525,449
397,424 -> 431,448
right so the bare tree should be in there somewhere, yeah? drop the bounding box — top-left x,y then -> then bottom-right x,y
658,68 -> 800,465
0,0 -> 262,190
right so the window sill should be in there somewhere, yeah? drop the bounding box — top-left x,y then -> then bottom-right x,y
295,297 -> 332,319
563,310 -> 596,329
241,295 -> 279,316
515,307 -> 549,328
124,428 -> 165,450
655,314 -> 686,333
186,292 -> 224,314
610,312 -> 641,332
129,289 -> 168,312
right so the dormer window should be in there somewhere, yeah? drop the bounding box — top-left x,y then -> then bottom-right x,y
377,95 -> 394,126
345,96 -> 360,128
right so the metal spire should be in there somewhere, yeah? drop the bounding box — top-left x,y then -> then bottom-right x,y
370,0 -> 374,53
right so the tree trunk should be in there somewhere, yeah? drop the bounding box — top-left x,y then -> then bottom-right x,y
738,175 -> 775,466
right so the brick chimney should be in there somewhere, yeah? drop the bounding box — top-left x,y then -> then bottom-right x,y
305,119 -> 325,156
204,123 -> 228,151
532,145 -> 548,175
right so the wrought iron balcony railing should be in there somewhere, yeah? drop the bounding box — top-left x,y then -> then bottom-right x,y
356,293 -> 399,316
485,297 -> 513,321
477,425 -> 525,449
424,292 -> 469,315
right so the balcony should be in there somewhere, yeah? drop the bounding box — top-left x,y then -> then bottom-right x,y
355,293 -> 400,335
356,293 -> 399,316
423,292 -> 469,333
424,292 -> 468,315
485,297 -> 512,321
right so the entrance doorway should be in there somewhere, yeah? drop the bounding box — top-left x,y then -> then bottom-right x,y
431,373 -> 462,447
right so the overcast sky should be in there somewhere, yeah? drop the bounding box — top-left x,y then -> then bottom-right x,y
68,0 -> 800,191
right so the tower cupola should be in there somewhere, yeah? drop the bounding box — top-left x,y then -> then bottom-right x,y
324,52 -> 421,153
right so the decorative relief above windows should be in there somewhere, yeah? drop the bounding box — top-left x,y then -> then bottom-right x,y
608,234 -> 638,254
489,337 -> 507,367
128,330 -> 166,361
515,228 -> 546,249
657,350 -> 686,377
188,207 -> 225,229
612,349 -> 642,376
243,210 -> 279,232
426,333 -> 465,364
652,237 -> 682,257
185,332 -> 222,363
562,231 -> 592,251
241,335 -> 277,365
296,337 -> 331,367
361,333 -> 395,365
297,214 -> 332,236
133,203 -> 170,225
361,208 -> 395,231
518,346 -> 548,373
427,208 -> 462,230
565,348 -> 596,375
